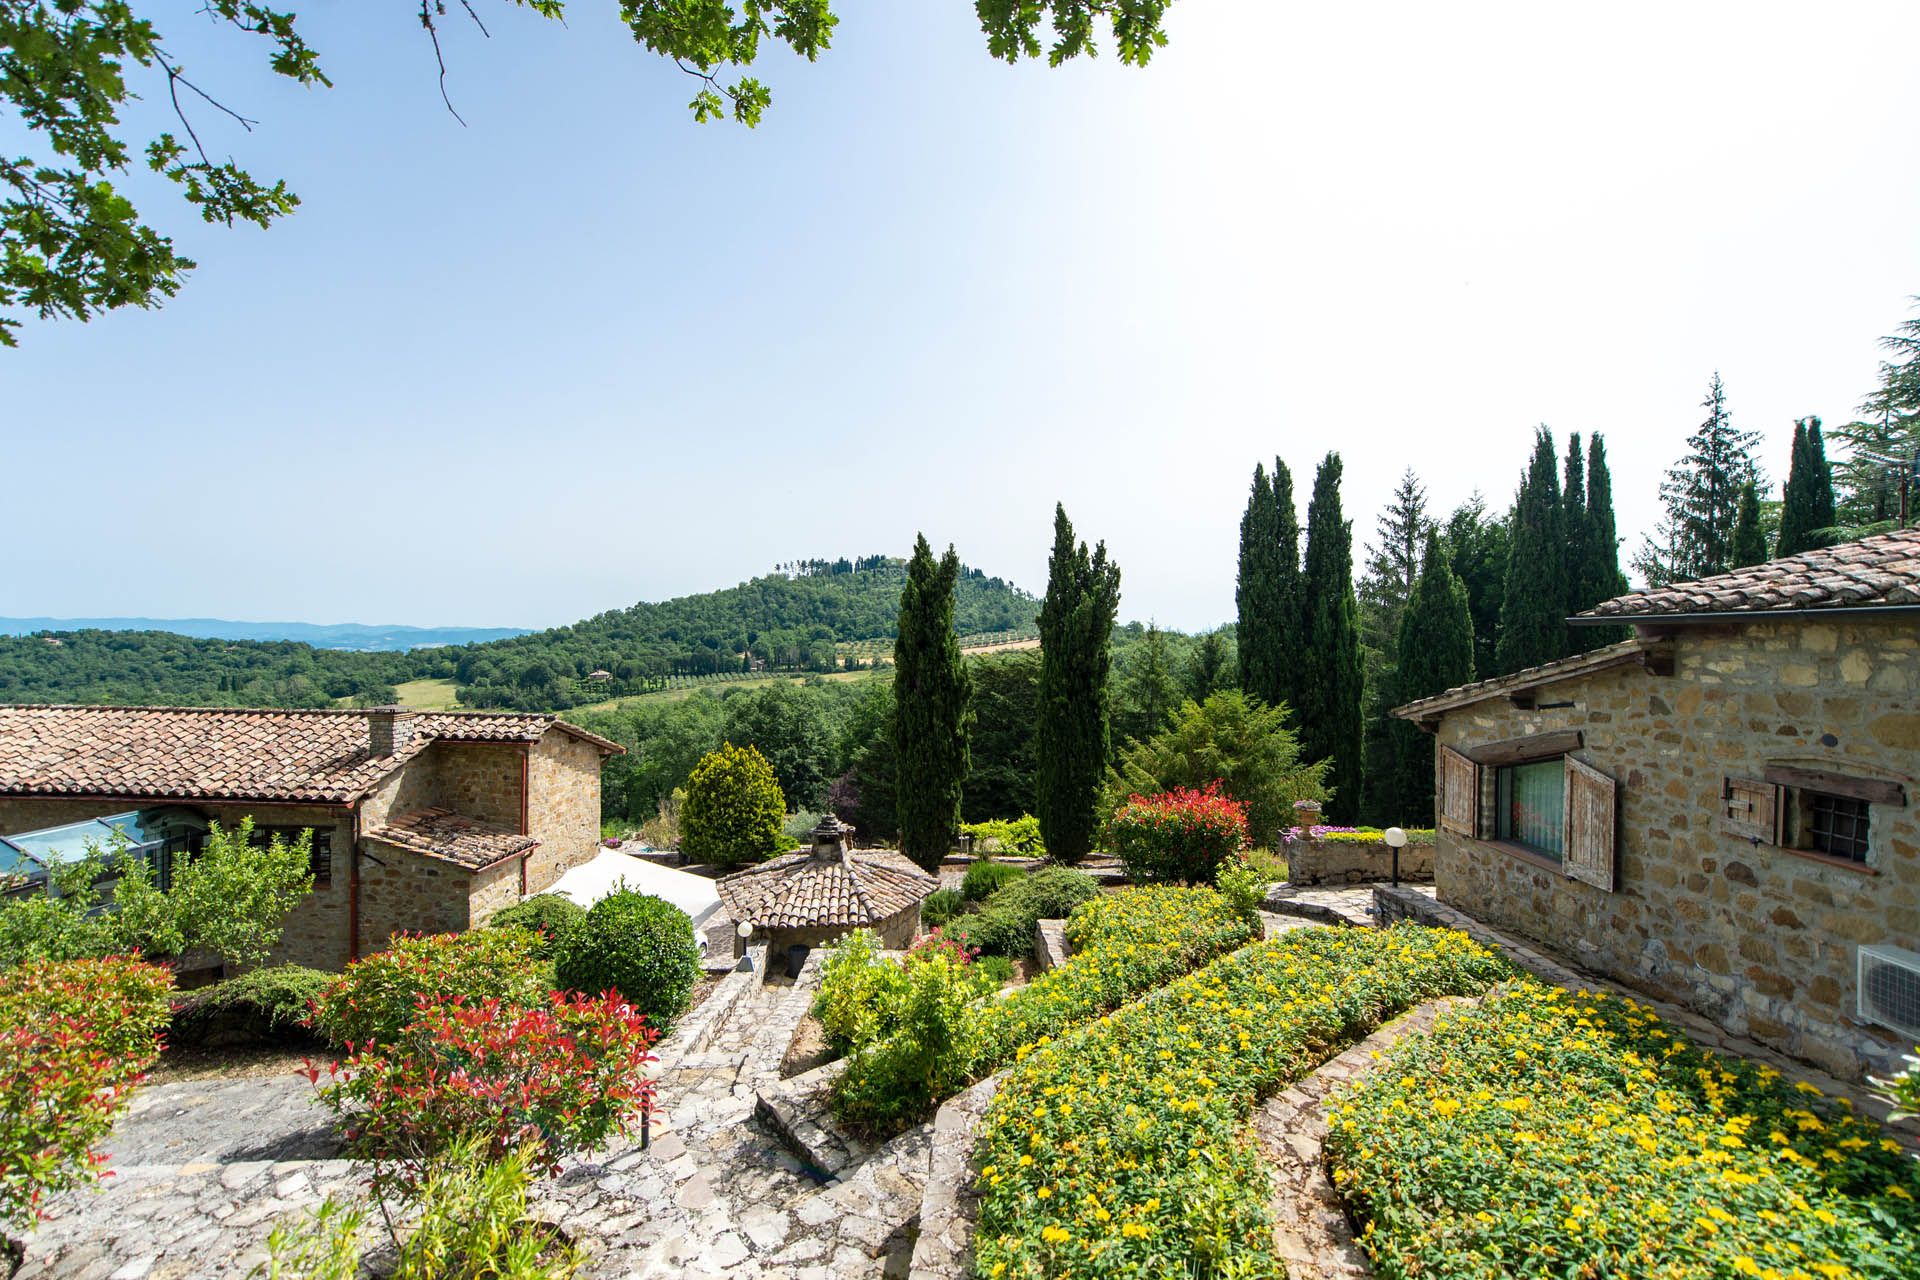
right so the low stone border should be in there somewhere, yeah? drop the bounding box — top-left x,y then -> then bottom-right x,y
657,945 -> 766,1070
1032,918 -> 1069,970
904,1074 -> 1004,1280
754,1059 -> 873,1181
1262,884 -> 1384,928
1375,886 -> 1919,1131
1255,996 -> 1481,1279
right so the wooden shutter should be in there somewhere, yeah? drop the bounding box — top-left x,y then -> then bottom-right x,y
1438,746 -> 1479,837
1721,777 -> 1780,844
1562,755 -> 1618,891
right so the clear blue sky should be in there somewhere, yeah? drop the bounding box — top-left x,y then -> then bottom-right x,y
7,1 -> 1920,631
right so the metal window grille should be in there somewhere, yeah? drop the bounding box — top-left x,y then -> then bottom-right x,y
1807,793 -> 1870,863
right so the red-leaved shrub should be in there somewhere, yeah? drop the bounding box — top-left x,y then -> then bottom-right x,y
0,956 -> 174,1230
313,990 -> 658,1196
1106,782 -> 1250,885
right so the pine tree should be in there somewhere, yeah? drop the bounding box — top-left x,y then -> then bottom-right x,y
1576,433 -> 1631,646
1295,454 -> 1364,824
1634,373 -> 1762,585
1358,469 -> 1429,669
1183,630 -> 1232,702
1372,530 -> 1475,825
1035,504 -> 1122,862
1730,483 -> 1767,568
1445,494 -> 1509,678
1776,416 -> 1837,557
892,535 -> 974,870
1495,427 -> 1568,675
1235,459 -> 1302,716
1115,623 -> 1181,744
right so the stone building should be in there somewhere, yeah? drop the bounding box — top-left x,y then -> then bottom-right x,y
717,815 -> 936,952
1394,529 -> 1920,1079
0,704 -> 622,970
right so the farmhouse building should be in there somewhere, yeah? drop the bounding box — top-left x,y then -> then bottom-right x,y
0,704 -> 621,970
1395,529 -> 1920,1079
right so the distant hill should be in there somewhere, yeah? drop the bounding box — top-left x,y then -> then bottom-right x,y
0,617 -> 530,651
0,557 -> 1040,712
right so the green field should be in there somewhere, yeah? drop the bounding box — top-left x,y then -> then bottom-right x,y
392,678 -> 464,711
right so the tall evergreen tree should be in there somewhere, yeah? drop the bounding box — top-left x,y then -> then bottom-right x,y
1560,431 -> 1588,655
1372,530 -> 1476,825
892,535 -> 974,870
1035,504 -> 1122,862
1634,373 -> 1763,586
1358,469 -> 1429,669
1295,454 -> 1365,824
1776,416 -> 1837,557
1495,427 -> 1568,675
1114,623 -> 1181,745
1730,483 -> 1767,568
1235,459 -> 1302,716
1576,434 -> 1631,645
1183,630 -> 1233,703
1445,494 -> 1509,679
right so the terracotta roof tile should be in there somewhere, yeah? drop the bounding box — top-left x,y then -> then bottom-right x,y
1579,528 -> 1920,621
0,705 -> 620,805
365,807 -> 539,871
716,847 -> 937,931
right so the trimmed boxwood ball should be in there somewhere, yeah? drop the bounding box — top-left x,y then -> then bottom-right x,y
486,893 -> 587,960
554,890 -> 702,1033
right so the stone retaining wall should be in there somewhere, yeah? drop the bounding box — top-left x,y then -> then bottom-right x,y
1287,837 -> 1433,886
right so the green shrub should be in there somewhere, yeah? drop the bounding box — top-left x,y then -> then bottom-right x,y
1328,982 -> 1920,1280
554,891 -> 701,1033
680,742 -> 788,867
962,814 -> 1045,856
947,867 -> 1099,957
920,887 -> 965,928
1214,853 -> 1266,923
972,925 -> 1510,1279
811,929 -> 907,1055
974,954 -> 1016,987
171,964 -> 331,1047
312,929 -> 549,1052
959,859 -> 1025,902
828,945 -> 986,1131
485,895 -> 586,960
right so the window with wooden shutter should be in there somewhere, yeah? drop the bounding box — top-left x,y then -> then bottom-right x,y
1438,745 -> 1479,837
1722,777 -> 1780,844
1562,755 -> 1618,891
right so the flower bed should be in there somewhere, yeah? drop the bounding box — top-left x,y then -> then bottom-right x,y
1326,983 -> 1920,1280
1281,825 -> 1436,845
972,924 -> 1509,1277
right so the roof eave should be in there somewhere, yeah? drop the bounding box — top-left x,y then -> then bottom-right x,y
1570,602 -> 1920,627
1390,637 -> 1672,725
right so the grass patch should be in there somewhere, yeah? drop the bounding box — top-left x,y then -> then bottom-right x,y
392,678 -> 463,711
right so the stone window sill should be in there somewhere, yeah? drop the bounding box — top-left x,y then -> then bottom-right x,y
1775,844 -> 1878,877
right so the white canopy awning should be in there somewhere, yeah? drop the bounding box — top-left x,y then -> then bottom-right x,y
546,849 -> 723,929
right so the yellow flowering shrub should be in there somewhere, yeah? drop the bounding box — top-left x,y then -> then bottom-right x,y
972,924 -> 1510,1278
1326,983 -> 1920,1280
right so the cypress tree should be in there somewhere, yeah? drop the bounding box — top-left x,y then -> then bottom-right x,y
1776,416 -> 1838,557
1578,433 -> 1631,645
1235,458 -> 1302,716
1560,432 -> 1588,656
1295,454 -> 1364,825
892,535 -> 973,870
1035,504 -> 1122,862
1495,427 -> 1568,675
1374,530 -> 1475,825
1730,483 -> 1767,568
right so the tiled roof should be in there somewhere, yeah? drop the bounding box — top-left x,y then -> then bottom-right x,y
716,847 -> 937,930
365,807 -> 539,871
1391,638 -> 1672,723
0,705 -> 620,805
1578,528 -> 1920,621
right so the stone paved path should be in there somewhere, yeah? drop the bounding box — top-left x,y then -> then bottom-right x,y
19,948 -> 927,1280
1264,882 -> 1436,928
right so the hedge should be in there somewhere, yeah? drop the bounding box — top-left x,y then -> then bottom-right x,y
972,925 -> 1510,1278
170,964 -> 331,1047
946,867 -> 1099,957
1326,982 -> 1920,1280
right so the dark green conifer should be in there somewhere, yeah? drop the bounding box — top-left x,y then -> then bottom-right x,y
1035,504 -> 1121,862
1373,530 -> 1476,825
1295,454 -> 1364,824
1776,416 -> 1838,557
893,535 -> 974,870
1730,483 -> 1767,568
1495,427 -> 1567,675
1235,459 -> 1302,716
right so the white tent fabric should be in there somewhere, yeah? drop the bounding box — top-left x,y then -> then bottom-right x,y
545,849 -> 724,937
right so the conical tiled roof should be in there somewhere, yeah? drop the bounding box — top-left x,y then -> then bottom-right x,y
716,844 -> 937,930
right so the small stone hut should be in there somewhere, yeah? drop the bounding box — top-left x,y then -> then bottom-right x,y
716,815 -> 936,950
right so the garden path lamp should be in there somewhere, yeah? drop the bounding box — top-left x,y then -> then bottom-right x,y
1383,826 -> 1408,888
735,918 -> 754,961
640,1057 -> 663,1151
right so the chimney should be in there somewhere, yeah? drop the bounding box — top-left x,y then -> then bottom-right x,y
368,706 -> 417,758
810,814 -> 854,861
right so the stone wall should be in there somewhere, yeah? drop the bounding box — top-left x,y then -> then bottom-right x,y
1429,617 -> 1920,1080
358,836 -> 482,951
1288,837 -> 1434,886
525,730 -> 604,890
430,741 -> 526,830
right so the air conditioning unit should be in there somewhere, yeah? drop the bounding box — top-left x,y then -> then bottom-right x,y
1858,945 -> 1920,1040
